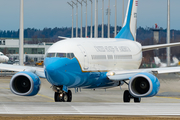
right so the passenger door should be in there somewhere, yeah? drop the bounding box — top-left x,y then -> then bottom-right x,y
77,45 -> 89,70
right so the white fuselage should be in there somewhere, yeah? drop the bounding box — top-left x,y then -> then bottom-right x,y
0,52 -> 9,63
46,38 -> 143,72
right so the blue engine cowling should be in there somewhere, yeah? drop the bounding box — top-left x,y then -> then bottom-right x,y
10,71 -> 41,96
129,72 -> 160,97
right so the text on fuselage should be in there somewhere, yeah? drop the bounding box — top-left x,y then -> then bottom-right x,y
94,46 -> 131,53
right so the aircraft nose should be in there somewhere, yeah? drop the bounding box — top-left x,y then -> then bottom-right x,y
45,59 -> 58,76
6,57 -> 9,62
44,58 -> 68,86
46,63 -> 57,76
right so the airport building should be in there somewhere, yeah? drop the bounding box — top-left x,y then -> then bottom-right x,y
0,39 -> 52,63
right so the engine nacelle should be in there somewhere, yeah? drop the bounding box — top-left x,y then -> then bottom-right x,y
129,72 -> 160,97
10,71 -> 41,96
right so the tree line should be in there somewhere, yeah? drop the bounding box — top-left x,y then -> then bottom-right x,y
1,26 -> 180,63
0,26 -> 180,41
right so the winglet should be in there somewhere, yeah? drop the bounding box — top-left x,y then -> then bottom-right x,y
115,0 -> 138,41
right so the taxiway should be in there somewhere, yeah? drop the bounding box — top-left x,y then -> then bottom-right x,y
0,74 -> 180,116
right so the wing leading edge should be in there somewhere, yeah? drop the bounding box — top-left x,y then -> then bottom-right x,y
107,67 -> 180,81
0,64 -> 45,78
142,42 -> 180,52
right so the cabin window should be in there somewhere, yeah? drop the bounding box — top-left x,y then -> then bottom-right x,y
46,53 -> 56,57
91,55 -> 106,60
107,55 -> 113,59
114,55 -> 132,59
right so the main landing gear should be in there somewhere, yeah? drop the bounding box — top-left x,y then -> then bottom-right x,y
52,86 -> 72,102
123,90 -> 141,103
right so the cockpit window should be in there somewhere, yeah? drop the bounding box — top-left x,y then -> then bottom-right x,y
46,53 -> 56,57
67,53 -> 71,58
56,53 -> 66,57
67,53 -> 75,59
70,53 -> 75,58
46,52 -> 75,59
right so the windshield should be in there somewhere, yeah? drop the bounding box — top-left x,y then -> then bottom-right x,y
46,52 -> 75,59
46,53 -> 56,57
56,53 -> 66,57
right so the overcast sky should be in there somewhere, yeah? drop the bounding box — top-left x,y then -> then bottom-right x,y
0,0 -> 179,31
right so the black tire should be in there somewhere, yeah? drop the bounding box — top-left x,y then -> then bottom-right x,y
134,97 -> 141,103
67,90 -> 72,102
62,93 -> 68,102
54,92 -> 62,102
123,90 -> 130,102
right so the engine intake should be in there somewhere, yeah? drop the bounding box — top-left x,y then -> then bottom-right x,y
129,72 -> 160,97
10,71 -> 41,96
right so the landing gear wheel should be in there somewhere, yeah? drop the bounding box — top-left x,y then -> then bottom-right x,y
67,90 -> 72,102
134,97 -> 141,103
62,93 -> 68,102
123,90 -> 130,102
54,92 -> 62,102
54,89 -> 72,102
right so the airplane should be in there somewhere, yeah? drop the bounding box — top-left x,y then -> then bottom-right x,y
0,52 -> 9,63
1,0 -> 180,103
154,57 -> 179,67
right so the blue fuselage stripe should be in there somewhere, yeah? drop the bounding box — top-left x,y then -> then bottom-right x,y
44,57 -> 112,88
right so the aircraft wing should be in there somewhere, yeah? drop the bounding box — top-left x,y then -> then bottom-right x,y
107,67 -> 180,81
142,42 -> 180,52
0,64 -> 45,78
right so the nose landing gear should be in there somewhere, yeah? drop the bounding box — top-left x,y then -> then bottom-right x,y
54,90 -> 72,102
53,86 -> 72,102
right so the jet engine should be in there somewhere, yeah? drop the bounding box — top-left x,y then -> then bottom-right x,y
129,72 -> 160,97
10,71 -> 41,96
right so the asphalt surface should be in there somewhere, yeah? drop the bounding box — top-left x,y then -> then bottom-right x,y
0,74 -> 180,117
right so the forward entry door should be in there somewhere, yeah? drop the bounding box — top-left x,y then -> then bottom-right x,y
77,45 -> 89,70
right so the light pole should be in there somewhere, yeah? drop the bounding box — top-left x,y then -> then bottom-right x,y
67,2 -> 74,38
89,0 -> 93,38
108,0 -> 110,38
83,0 -> 88,37
94,0 -> 98,38
77,0 -> 83,38
19,0 -> 24,65
167,0 -> 170,66
102,0 -> 104,38
114,0 -> 117,37
72,1 -> 78,37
